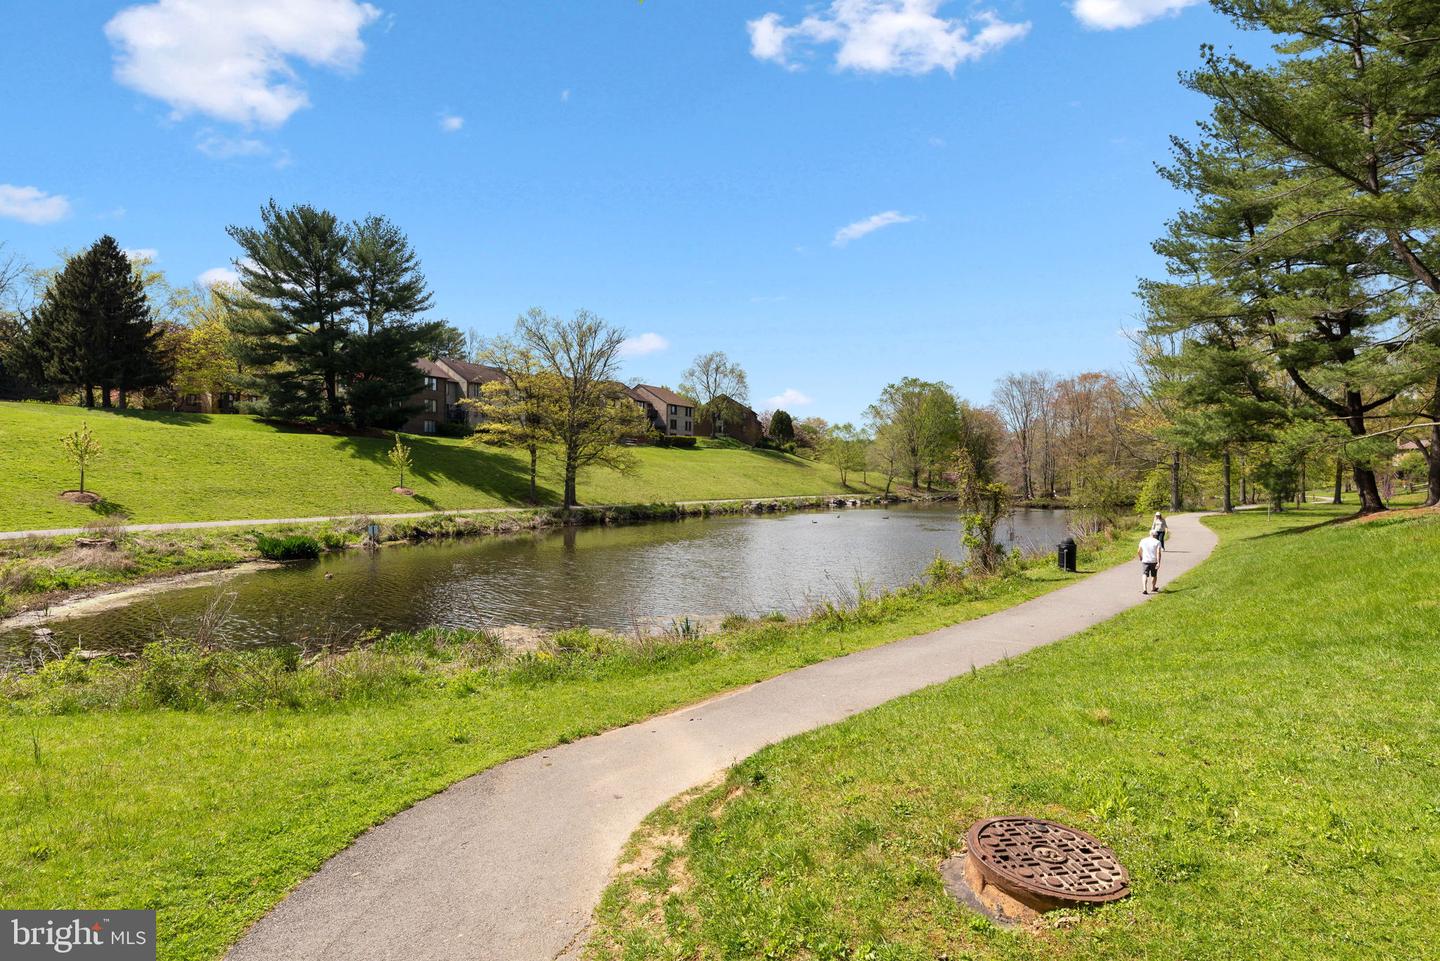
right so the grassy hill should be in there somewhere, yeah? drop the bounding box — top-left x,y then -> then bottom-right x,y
0,402 -> 881,530
588,505 -> 1440,961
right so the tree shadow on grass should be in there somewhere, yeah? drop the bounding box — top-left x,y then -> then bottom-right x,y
1249,512 -> 1359,540
89,497 -> 133,519
332,436 -> 559,505
108,409 -> 213,427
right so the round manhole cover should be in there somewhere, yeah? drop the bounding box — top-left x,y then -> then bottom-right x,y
966,816 -> 1130,906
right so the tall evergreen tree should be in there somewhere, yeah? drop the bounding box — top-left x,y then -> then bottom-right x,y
1175,0 -> 1440,508
224,202 -> 358,421
343,215 -> 440,430
94,237 -> 168,407
26,236 -> 162,408
1142,100 -> 1404,512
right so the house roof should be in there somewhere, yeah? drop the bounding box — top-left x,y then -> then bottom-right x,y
711,393 -> 756,416
414,357 -> 452,380
633,384 -> 694,407
437,357 -> 505,385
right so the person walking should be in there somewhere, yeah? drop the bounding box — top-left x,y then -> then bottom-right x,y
1138,529 -> 1163,594
1150,511 -> 1169,548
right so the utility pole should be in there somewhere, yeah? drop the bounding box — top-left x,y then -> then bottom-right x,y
1170,450 -> 1181,512
1222,450 -> 1233,513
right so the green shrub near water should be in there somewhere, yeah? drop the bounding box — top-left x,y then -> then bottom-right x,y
254,533 -> 322,560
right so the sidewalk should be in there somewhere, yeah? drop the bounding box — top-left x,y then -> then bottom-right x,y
226,513 -> 1218,961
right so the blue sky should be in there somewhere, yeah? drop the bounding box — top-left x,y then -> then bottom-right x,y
1,0 -> 1273,421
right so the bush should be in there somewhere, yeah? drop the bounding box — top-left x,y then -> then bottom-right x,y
1135,466 -> 1170,515
654,435 -> 697,449
254,533 -> 322,561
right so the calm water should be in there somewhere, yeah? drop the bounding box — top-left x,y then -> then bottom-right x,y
11,505 -> 1071,651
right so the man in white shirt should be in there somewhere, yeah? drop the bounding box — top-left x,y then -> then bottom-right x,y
1138,532 -> 1163,594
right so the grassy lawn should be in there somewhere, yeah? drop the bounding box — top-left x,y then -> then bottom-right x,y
0,401 -> 882,530
0,527 -> 1140,961
587,505 -> 1438,961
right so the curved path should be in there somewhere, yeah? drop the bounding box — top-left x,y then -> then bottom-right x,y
228,514 -> 1217,961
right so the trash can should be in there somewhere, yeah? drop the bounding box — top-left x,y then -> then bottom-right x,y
1057,537 -> 1077,572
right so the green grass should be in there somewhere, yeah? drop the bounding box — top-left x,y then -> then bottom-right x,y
0,401 -> 883,529
587,505 -> 1439,961
0,527 -> 1140,961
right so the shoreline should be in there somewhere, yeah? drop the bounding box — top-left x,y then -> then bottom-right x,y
1,494 -> 901,633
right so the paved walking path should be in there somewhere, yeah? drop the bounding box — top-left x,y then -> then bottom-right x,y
0,494 -> 866,541
227,514 -> 1217,961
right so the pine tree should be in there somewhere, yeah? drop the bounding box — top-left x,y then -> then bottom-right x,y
91,236 -> 167,408
224,202 -> 358,422
343,215 -> 440,430
27,236 -> 162,408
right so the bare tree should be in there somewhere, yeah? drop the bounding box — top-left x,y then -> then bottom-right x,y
680,350 -> 749,437
992,372 -> 1045,499
517,308 -> 648,508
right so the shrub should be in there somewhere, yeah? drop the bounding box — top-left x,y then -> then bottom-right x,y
654,434 -> 697,449
254,533 -> 322,561
1135,466 -> 1170,515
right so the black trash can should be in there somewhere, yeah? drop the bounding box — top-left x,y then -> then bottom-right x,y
1057,537 -> 1077,572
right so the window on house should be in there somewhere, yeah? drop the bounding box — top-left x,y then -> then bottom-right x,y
469,383 -> 480,398
424,376 -> 438,390
423,420 -> 437,434
670,418 -> 677,430
424,398 -> 437,413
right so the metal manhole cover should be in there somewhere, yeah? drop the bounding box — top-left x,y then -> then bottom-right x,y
966,816 -> 1130,905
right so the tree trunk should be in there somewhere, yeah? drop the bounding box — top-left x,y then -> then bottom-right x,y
1222,450 -> 1233,512
84,385 -> 95,408
1333,459 -> 1344,505
1427,378 -> 1440,507
117,373 -> 128,410
1427,427 -> 1440,508
1169,451 -> 1181,511
1352,463 -> 1385,514
563,445 -> 578,509
528,446 -> 539,504
101,383 -> 112,408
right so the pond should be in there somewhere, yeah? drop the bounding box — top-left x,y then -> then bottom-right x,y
10,504 -> 1073,652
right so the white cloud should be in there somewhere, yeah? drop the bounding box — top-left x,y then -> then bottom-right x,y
439,113 -> 464,133
198,265 -> 241,287
1072,0 -> 1200,29
767,388 -> 814,408
196,131 -> 270,159
832,210 -> 916,246
124,248 -> 159,262
747,0 -> 1029,74
620,332 -> 670,358
104,0 -> 381,127
0,184 -> 72,225
560,88 -> 571,102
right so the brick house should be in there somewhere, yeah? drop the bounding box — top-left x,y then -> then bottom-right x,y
628,384 -> 696,436
697,394 -> 763,445
403,357 -> 505,435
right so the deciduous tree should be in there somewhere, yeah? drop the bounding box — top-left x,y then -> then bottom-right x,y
517,309 -> 649,508
680,351 -> 749,438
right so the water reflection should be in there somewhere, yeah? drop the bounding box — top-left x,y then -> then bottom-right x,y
10,505 -> 1071,651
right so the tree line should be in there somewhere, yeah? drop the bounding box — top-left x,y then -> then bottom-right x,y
1137,0 -> 1440,513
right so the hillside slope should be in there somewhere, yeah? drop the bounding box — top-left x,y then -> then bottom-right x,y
589,506 -> 1440,961
0,402 -> 880,529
